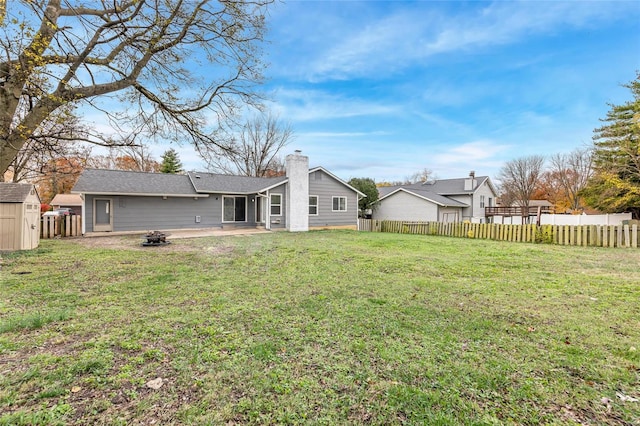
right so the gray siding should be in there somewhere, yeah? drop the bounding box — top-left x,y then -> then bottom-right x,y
84,193 -> 265,232
308,170 -> 358,227
268,184 -> 286,229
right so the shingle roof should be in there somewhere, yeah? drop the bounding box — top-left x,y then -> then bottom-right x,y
50,193 -> 82,206
420,176 -> 491,194
381,187 -> 468,207
72,169 -> 199,196
187,172 -> 287,194
0,183 -> 37,203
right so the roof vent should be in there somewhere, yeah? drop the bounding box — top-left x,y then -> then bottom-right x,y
195,174 -> 201,179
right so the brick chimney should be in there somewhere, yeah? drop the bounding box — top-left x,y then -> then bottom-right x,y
285,150 -> 309,232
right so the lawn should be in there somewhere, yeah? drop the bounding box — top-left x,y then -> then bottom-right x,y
0,231 -> 639,425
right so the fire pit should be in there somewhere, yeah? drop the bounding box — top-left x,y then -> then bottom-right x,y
142,231 -> 171,246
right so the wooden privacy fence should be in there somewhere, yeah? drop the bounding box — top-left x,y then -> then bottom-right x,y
41,216 -> 82,239
359,219 -> 640,248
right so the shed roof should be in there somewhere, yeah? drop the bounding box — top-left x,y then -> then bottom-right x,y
72,169 -> 201,196
0,183 -> 38,203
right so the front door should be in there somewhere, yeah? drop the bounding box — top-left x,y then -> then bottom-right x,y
94,198 -> 113,232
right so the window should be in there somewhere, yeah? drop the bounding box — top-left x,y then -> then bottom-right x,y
332,196 -> 347,212
480,195 -> 486,208
309,196 -> 318,215
223,196 -> 247,222
488,197 -> 493,207
270,194 -> 282,216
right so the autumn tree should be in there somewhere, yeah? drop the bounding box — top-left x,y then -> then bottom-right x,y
348,177 -> 378,217
36,156 -> 86,203
581,73 -> 640,219
203,113 -> 293,177
547,148 -> 593,213
160,148 -> 183,174
497,155 -> 545,210
1,0 -> 272,176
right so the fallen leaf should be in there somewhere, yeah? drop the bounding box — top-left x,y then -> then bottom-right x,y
71,386 -> 81,393
146,378 -> 164,390
616,392 -> 639,402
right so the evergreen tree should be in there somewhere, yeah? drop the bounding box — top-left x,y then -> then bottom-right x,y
581,73 -> 640,219
348,177 -> 379,217
160,149 -> 184,174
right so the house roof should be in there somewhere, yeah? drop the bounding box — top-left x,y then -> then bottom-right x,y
378,175 -> 496,203
379,187 -> 469,207
72,169 -> 202,197
50,193 -> 83,206
0,182 -> 39,203
72,166 -> 364,198
421,176 -> 493,195
187,172 -> 287,194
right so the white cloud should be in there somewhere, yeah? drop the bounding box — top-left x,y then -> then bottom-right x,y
271,88 -> 398,122
304,1 -> 637,80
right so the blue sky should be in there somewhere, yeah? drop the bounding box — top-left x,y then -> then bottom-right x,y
110,1 -> 640,182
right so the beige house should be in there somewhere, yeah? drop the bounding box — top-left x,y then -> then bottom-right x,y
0,183 -> 41,251
374,172 -> 498,223
50,193 -> 83,216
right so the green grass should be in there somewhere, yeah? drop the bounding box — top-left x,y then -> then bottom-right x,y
0,231 -> 638,425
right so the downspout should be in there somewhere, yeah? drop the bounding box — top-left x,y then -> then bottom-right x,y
257,192 -> 268,228
265,190 -> 271,230
80,194 -> 86,235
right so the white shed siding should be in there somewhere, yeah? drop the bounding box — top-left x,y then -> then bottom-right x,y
374,191 -> 439,221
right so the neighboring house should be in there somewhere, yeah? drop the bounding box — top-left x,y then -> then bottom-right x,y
0,183 -> 41,251
50,193 -> 83,216
374,171 -> 498,223
71,151 -> 365,234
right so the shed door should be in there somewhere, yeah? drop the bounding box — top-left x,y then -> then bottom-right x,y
94,199 -> 113,232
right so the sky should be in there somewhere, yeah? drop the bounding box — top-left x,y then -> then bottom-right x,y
104,1 -> 640,183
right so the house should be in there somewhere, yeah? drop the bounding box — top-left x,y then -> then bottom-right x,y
50,193 -> 83,216
0,183 -> 41,251
374,171 -> 498,223
71,151 -> 365,234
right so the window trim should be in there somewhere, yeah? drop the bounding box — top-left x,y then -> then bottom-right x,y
332,196 -> 347,212
309,195 -> 319,216
270,193 -> 282,216
222,195 -> 248,223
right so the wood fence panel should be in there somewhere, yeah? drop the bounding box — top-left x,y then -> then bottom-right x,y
357,220 -> 639,249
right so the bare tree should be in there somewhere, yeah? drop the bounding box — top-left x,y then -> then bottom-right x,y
548,148 -> 593,212
497,155 -> 546,210
204,113 -> 293,177
404,168 -> 435,184
2,108 -> 92,182
1,0 -> 272,176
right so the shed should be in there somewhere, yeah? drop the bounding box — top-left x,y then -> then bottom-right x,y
0,183 -> 41,251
